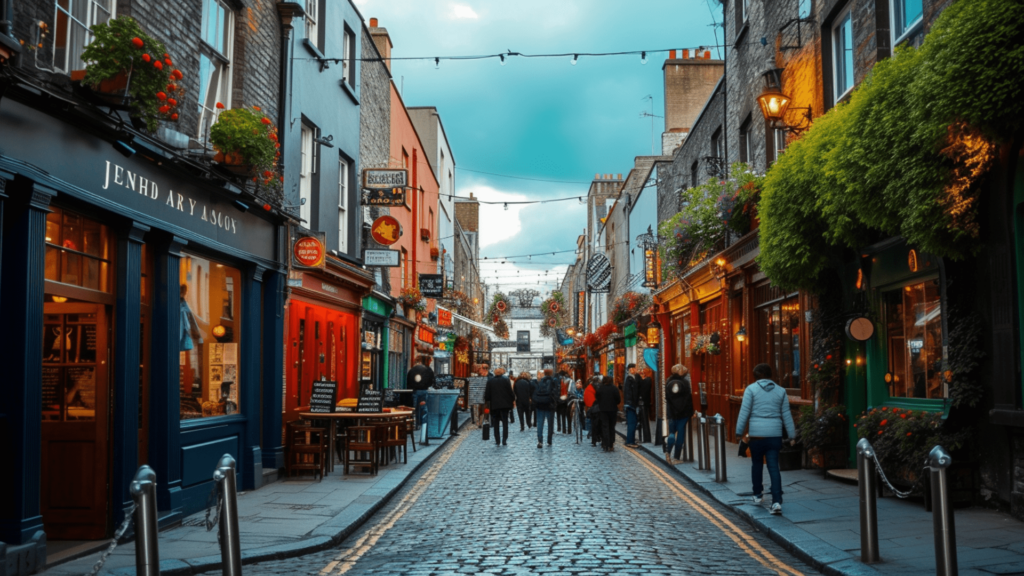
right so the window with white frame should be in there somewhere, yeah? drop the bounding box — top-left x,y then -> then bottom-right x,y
342,27 -> 355,87
891,0 -> 923,45
338,156 -> 350,253
53,0 -> 114,74
832,7 -> 854,102
735,0 -> 750,27
739,116 -> 752,164
300,125 -> 314,225
305,0 -> 318,49
198,0 -> 233,141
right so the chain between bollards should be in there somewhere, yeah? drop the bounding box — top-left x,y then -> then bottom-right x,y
926,445 -> 958,576
857,439 -> 880,564
712,413 -> 727,482
214,454 -> 242,576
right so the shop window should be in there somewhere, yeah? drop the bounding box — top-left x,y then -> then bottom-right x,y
52,0 -> 114,74
198,0 -> 234,141
832,6 -> 855,102
891,0 -> 923,45
178,254 -> 242,420
45,207 -> 113,293
342,26 -> 355,87
883,278 -> 945,399
755,290 -> 801,391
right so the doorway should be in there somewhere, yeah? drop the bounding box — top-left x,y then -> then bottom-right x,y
41,302 -> 111,540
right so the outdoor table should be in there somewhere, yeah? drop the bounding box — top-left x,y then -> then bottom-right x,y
298,410 -> 413,472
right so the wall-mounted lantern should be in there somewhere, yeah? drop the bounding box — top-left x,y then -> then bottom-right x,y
757,69 -> 812,133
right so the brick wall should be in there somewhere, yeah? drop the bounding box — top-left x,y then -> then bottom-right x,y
359,21 -> 392,259
455,196 -> 479,233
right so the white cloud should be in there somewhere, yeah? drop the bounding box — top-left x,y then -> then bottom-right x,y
472,185 -> 527,248
449,4 -> 479,19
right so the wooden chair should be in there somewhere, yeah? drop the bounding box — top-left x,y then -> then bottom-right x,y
286,421 -> 328,481
344,426 -> 378,475
379,421 -> 408,465
404,416 -> 417,453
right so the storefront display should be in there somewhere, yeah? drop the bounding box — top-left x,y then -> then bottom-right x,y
883,278 -> 944,399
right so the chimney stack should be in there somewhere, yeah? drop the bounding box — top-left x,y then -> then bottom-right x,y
661,49 -> 724,155
369,18 -> 393,72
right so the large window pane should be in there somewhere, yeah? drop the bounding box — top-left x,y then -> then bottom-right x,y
179,254 -> 242,420
833,11 -> 854,99
894,0 -> 923,40
884,278 -> 944,399
44,207 -> 113,292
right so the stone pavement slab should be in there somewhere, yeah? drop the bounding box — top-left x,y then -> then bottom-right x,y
40,414 -> 471,576
617,423 -> 1024,576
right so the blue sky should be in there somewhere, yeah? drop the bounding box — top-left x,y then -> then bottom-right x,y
354,0 -> 723,294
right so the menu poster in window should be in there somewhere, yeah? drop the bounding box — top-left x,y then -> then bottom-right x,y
467,376 -> 487,405
309,380 -> 338,413
66,366 -> 95,419
222,343 -> 237,364
356,388 -> 384,413
210,343 -> 224,364
42,366 -> 61,415
223,364 -> 237,382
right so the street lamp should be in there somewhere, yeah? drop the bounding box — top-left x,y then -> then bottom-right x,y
757,69 -> 811,133
736,326 -> 747,342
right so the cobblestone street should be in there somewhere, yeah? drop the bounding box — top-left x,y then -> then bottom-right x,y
247,426 -> 817,576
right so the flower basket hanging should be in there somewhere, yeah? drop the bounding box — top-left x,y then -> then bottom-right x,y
210,106 -> 281,183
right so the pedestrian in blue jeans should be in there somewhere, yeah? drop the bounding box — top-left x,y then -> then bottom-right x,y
735,363 -> 796,515
407,355 -> 435,428
663,364 -> 694,464
623,364 -> 640,448
533,368 -> 557,448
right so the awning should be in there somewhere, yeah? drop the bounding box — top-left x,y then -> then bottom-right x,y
451,311 -> 497,335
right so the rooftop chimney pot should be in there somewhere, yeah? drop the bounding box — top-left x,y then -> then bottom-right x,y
682,49 -> 689,59
670,49 -> 677,59
369,17 -> 378,27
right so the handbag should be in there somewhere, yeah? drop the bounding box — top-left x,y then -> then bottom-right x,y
737,438 -> 749,458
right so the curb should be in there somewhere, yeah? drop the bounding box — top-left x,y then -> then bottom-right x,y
615,429 -> 882,576
109,416 -> 473,576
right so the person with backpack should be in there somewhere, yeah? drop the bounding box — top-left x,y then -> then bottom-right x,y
513,372 -> 534,431
533,368 -> 558,448
664,364 -> 694,464
596,375 -> 621,452
735,363 -> 797,516
484,367 -> 515,446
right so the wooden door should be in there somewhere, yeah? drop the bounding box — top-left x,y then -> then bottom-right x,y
41,302 -> 110,540
700,300 -> 727,417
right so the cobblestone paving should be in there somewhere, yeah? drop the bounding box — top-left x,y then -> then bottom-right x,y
248,427 -> 818,576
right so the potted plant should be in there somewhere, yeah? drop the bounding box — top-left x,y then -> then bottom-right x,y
209,105 -> 281,180
797,404 -> 848,474
76,16 -> 184,131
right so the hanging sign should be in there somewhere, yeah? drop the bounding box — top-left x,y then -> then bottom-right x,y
586,253 -> 611,293
643,247 -> 658,288
362,169 -> 408,206
293,236 -> 325,268
418,274 -> 444,298
846,316 -> 875,342
437,307 -> 453,327
576,291 -> 585,332
371,215 -> 401,246
418,326 -> 435,344
364,249 -> 400,267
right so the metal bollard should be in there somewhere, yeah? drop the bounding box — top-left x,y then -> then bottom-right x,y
856,439 -> 880,564
130,465 -> 160,576
213,455 -> 242,576
682,417 -> 694,462
925,446 -> 958,576
694,413 -> 705,469
713,413 -> 727,482
700,415 -> 712,471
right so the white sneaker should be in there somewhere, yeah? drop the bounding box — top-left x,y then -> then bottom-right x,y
752,495 -> 763,504
770,503 -> 782,515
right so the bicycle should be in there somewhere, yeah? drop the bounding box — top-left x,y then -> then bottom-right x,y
566,398 -> 585,444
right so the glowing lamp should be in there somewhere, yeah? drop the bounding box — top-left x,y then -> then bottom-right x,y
212,325 -> 227,338
736,327 -> 747,342
757,90 -> 791,123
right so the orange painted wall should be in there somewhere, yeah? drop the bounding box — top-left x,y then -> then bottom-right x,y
388,82 -> 439,311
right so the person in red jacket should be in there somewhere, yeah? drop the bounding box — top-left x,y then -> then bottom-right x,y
584,376 -> 600,446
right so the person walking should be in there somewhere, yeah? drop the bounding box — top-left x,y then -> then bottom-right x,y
484,367 -> 515,447
584,376 -> 600,446
571,380 -> 585,435
735,363 -> 797,515
556,372 -> 570,434
638,367 -> 654,444
533,368 -> 558,448
407,356 -> 435,429
663,364 -> 694,464
513,372 -> 534,431
623,364 -> 640,448
596,375 -> 621,452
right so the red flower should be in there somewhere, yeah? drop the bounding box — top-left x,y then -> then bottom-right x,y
253,105 -> 262,111
263,170 -> 273,178
156,92 -> 167,101
167,84 -> 177,91
826,354 -> 832,360
153,61 -> 163,70
906,432 -> 912,437
881,407 -> 888,411
131,37 -> 144,49
900,414 -> 907,419
261,117 -> 271,125
279,175 -> 284,182
216,102 -> 225,109
168,98 -> 177,106
878,430 -> 883,435
142,53 -> 151,62
171,113 -> 179,121
275,142 -> 280,148
165,58 -> 173,66
159,105 -> 170,114
163,53 -> 170,59
269,133 -> 278,142
173,69 -> 184,80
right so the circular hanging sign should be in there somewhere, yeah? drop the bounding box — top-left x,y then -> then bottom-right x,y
845,316 -> 875,342
549,301 -> 560,312
371,215 -> 401,246
548,318 -> 556,326
293,236 -> 325,267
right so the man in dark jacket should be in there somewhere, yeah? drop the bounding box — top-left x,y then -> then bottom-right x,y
638,367 -> 654,444
596,375 -> 621,451
533,368 -> 558,448
513,372 -> 534,431
664,364 -> 695,464
407,356 -> 435,428
623,364 -> 640,448
483,368 -> 515,446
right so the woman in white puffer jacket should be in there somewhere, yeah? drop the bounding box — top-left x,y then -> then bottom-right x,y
735,363 -> 796,515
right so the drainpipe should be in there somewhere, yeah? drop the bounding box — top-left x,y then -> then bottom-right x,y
2,0 -> 14,37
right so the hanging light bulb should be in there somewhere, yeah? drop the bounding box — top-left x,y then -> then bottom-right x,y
641,51 -> 647,64
435,57 -> 440,69
571,54 -> 578,66
499,54 -> 505,66
504,202 -> 508,211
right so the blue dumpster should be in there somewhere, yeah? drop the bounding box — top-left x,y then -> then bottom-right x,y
425,390 -> 462,439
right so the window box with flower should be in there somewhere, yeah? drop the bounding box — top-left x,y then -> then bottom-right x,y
210,105 -> 282,188
399,287 -> 426,312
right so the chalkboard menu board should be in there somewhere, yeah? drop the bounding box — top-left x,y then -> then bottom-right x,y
418,274 -> 443,297
309,380 -> 338,413
384,388 -> 398,405
467,376 -> 487,405
357,388 -> 384,413
435,374 -> 454,389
